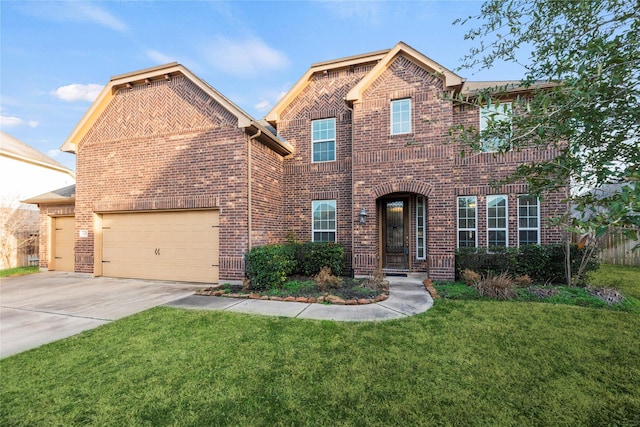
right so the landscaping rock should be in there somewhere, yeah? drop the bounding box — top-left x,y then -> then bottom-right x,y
295,297 -> 308,303
374,294 -> 388,302
260,296 -> 269,300
326,295 -> 346,305
248,294 -> 261,299
284,296 -> 297,302
358,299 -> 371,305
308,297 -> 317,303
346,299 -> 358,305
269,296 -> 283,301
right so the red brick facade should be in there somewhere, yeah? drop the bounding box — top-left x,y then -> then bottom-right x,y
35,44 -> 566,282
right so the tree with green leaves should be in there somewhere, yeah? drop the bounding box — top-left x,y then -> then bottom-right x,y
453,0 -> 639,284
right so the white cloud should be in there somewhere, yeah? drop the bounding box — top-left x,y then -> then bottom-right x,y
74,2 -> 128,33
146,49 -> 176,65
254,100 -> 271,113
52,83 -> 103,102
47,149 -> 62,158
16,1 -> 127,33
318,0 -> 381,23
201,37 -> 290,77
0,116 -> 38,128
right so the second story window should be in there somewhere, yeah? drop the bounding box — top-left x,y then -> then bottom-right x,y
391,98 -> 411,135
480,101 -> 512,152
311,118 -> 336,162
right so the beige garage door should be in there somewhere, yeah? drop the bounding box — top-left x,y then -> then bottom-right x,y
53,216 -> 75,271
101,210 -> 219,283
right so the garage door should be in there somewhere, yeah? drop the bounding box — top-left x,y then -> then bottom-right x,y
53,216 -> 75,271
101,210 -> 219,283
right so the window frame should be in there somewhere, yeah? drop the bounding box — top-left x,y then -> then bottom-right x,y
517,194 -> 540,246
480,101 -> 512,152
487,195 -> 508,248
312,200 -> 337,243
457,196 -> 478,248
416,196 -> 426,260
311,118 -> 336,163
390,98 -> 411,135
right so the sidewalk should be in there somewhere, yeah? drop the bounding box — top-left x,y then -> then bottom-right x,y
164,275 -> 434,321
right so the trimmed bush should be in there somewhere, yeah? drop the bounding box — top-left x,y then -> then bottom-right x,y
245,245 -> 296,291
295,242 -> 345,277
456,244 -> 599,284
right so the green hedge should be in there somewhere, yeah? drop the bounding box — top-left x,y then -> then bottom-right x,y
245,242 -> 345,290
456,244 -> 599,284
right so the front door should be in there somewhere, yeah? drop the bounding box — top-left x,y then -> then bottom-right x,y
382,199 -> 409,269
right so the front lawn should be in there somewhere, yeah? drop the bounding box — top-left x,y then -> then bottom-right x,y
0,266 -> 39,277
2,299 -> 639,425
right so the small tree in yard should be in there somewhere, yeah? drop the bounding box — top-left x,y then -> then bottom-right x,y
0,205 -> 38,269
452,0 -> 640,285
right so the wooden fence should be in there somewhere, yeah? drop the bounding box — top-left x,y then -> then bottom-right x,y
598,233 -> 640,266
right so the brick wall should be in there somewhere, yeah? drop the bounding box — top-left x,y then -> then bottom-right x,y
37,203 -> 74,269
75,76 -> 253,280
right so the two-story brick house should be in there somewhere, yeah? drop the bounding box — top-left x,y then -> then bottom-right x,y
29,42 -> 564,283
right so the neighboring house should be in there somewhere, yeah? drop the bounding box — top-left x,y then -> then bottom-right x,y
0,132 -> 75,269
29,42 -> 565,283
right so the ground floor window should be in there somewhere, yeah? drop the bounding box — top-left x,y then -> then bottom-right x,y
457,196 -> 477,248
518,195 -> 540,245
487,195 -> 508,247
416,196 -> 426,259
312,200 -> 336,242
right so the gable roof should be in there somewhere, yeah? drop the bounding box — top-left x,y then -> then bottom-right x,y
22,184 -> 76,205
345,41 -> 465,104
265,42 -> 465,123
265,48 -> 390,124
1,132 -> 75,178
60,63 -> 293,156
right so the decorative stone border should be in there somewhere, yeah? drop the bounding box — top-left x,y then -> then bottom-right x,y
195,284 -> 389,305
423,279 -> 440,299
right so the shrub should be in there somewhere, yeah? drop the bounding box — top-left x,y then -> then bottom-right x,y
245,245 -> 297,291
474,272 -> 517,300
296,242 -> 345,277
514,275 -> 533,287
314,266 -> 342,292
456,244 -> 600,284
461,269 -> 481,286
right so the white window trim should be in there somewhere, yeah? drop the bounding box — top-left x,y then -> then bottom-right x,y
416,196 -> 426,260
390,98 -> 411,135
517,195 -> 541,246
312,200 -> 337,243
311,118 -> 336,163
487,195 -> 508,248
457,196 -> 478,248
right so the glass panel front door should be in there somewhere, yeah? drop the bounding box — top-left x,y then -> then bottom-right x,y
383,200 -> 408,269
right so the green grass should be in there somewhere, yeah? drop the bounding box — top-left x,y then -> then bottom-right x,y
589,264 -> 640,299
0,266 -> 39,277
2,300 -> 640,426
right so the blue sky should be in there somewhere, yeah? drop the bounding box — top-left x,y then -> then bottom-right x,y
1,1 -> 526,171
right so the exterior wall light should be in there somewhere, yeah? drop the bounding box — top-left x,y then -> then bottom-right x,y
359,207 -> 368,225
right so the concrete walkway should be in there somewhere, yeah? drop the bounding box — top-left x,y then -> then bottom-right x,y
1,272 -> 433,358
165,275 -> 434,321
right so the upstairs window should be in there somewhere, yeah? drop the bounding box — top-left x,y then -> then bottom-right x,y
487,195 -> 508,247
480,102 -> 512,152
391,98 -> 411,135
312,200 -> 336,242
311,118 -> 336,162
457,196 -> 477,248
518,195 -> 540,245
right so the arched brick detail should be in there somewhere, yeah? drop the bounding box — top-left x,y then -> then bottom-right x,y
372,179 -> 433,198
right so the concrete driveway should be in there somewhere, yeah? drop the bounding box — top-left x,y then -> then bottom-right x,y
0,272 -> 202,358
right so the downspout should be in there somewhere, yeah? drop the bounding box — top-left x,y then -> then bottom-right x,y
345,99 -> 355,277
247,128 -> 262,250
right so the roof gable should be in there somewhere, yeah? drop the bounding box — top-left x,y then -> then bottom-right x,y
61,63 -> 292,156
345,42 -> 464,103
1,132 -> 75,177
